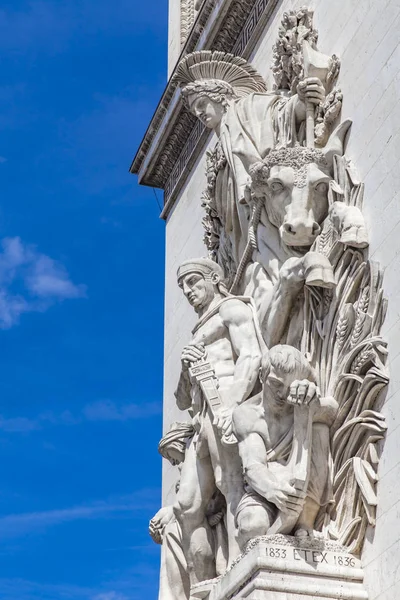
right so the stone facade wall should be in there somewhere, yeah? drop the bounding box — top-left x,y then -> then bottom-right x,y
163,0 -> 400,596
168,0 -> 182,76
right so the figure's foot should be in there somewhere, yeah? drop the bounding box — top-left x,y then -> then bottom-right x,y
340,225 -> 369,249
294,526 -> 314,538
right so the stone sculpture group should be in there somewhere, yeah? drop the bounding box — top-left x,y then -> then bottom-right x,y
150,8 -> 389,599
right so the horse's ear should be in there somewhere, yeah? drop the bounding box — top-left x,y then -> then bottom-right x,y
323,119 -> 352,168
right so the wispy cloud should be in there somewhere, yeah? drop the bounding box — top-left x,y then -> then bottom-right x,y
0,415 -> 40,433
0,237 -> 86,328
83,400 -> 161,422
93,593 -> 128,600
0,490 -> 159,540
0,400 -> 161,433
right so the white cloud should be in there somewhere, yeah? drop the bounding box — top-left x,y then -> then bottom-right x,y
0,415 -> 39,433
0,237 -> 86,328
93,593 -> 128,600
0,490 -> 159,539
25,253 -> 84,299
0,401 -> 160,433
83,400 -> 161,422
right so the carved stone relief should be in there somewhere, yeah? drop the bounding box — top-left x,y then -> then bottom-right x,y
180,0 -> 203,47
151,8 -> 389,599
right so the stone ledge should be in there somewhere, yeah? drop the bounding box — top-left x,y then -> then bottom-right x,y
190,536 -> 369,600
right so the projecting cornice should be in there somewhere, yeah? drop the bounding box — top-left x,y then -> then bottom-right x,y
131,0 -> 280,219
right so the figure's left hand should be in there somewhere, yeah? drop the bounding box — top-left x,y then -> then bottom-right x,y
297,77 -> 325,106
287,379 -> 320,407
149,506 -> 174,544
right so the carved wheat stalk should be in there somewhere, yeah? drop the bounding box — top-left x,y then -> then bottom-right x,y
350,286 -> 370,348
336,313 -> 349,350
350,344 -> 373,375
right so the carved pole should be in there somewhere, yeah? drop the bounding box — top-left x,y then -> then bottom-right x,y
268,402 -> 316,535
303,41 -> 332,149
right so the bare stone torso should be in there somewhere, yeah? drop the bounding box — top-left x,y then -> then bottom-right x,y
191,309 -> 235,397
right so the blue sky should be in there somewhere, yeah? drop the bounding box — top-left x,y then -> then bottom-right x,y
0,1 -> 167,598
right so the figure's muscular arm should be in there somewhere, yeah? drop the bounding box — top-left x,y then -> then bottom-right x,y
175,371 -> 192,411
219,299 -> 262,408
261,257 -> 304,347
233,403 -> 305,513
175,343 -> 206,411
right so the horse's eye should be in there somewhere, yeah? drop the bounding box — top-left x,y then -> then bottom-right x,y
315,182 -> 328,193
270,181 -> 284,193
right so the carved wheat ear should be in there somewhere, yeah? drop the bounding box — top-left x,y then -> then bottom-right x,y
323,119 -> 352,169
174,50 -> 267,97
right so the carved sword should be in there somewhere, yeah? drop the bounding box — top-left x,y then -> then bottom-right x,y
188,359 -> 237,446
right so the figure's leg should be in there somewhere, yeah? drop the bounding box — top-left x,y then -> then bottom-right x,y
206,491 -> 228,576
295,423 -> 332,537
174,440 -> 216,586
203,407 -> 244,565
159,520 -> 190,600
213,520 -> 229,576
295,497 -> 320,538
236,503 -> 274,551
206,421 -> 246,565
217,445 -> 244,564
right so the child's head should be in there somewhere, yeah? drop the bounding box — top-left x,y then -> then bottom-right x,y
260,345 -> 315,404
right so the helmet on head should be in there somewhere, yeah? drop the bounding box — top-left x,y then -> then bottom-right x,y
177,257 -> 223,281
174,51 -> 267,107
177,257 -> 229,297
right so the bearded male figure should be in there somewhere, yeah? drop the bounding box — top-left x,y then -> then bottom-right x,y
175,51 -> 326,280
174,257 -> 263,586
232,345 -> 338,550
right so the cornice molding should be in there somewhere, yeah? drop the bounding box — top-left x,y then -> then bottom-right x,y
130,0 -> 220,177
131,0 -> 280,220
